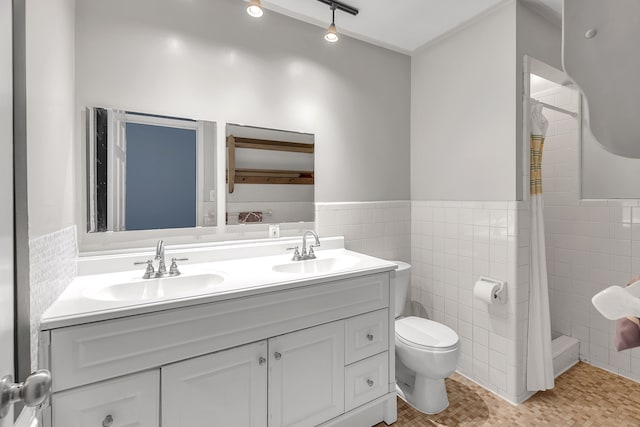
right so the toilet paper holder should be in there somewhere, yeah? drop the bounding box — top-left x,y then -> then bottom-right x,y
479,276 -> 507,303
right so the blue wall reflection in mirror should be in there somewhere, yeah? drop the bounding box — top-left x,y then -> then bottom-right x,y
125,123 -> 196,230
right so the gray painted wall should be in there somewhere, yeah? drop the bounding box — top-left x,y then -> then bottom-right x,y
410,1 -> 562,202
75,0 -> 411,206
516,1 -> 562,200
582,120 -> 640,199
411,2 -> 517,201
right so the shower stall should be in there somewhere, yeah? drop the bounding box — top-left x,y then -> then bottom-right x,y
529,69 -> 581,379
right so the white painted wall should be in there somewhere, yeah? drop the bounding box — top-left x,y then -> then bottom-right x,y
411,2 -> 517,201
75,0 -> 410,206
26,0 -> 76,239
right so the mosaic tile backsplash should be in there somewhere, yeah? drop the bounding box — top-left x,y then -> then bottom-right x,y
29,225 -> 78,371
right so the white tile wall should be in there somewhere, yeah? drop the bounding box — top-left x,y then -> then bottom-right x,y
315,201 -> 411,262
29,225 -> 78,370
533,83 -> 640,382
411,200 -> 528,403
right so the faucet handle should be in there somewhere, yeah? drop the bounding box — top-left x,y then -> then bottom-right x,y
134,260 -> 155,279
169,258 -> 189,276
286,246 -> 301,261
307,246 -> 317,259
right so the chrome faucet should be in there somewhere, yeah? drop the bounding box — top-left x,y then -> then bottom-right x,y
134,240 -> 189,279
286,230 -> 321,261
155,240 -> 167,277
302,230 -> 320,260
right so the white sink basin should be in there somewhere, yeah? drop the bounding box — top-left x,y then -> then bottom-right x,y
85,273 -> 225,302
272,256 -> 360,275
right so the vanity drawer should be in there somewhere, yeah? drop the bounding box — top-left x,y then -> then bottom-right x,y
50,273 -> 389,391
344,352 -> 389,412
345,309 -> 389,364
52,370 -> 159,427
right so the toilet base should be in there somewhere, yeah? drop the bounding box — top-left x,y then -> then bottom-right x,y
396,375 -> 449,415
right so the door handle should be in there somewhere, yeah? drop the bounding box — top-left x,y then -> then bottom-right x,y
0,369 -> 52,419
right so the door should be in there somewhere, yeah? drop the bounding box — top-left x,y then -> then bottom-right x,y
268,321 -> 345,427
0,0 -> 14,425
162,341 -> 268,427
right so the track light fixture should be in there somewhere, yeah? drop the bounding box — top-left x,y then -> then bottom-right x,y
317,0 -> 359,43
324,4 -> 339,42
247,0 -> 264,18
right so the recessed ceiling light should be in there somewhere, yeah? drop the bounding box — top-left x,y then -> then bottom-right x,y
247,0 -> 263,18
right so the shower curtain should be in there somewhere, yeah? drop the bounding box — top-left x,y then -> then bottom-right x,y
527,101 -> 554,391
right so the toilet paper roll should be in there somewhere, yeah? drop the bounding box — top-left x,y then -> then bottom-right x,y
474,279 -> 500,304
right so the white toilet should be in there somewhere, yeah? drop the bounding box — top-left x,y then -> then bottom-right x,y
393,261 -> 460,414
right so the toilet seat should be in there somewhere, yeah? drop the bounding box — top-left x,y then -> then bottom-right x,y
395,317 -> 458,351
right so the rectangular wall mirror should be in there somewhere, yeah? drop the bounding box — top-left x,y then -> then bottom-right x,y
226,124 -> 314,225
86,107 -> 217,232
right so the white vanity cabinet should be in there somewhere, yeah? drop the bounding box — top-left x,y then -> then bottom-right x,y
269,321 -> 345,427
162,321 -> 345,427
51,370 -> 160,427
40,271 -> 397,427
162,341 -> 268,427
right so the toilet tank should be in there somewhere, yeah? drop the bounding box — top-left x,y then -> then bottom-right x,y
392,261 -> 411,318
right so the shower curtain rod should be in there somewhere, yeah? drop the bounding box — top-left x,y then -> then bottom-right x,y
532,98 -> 579,119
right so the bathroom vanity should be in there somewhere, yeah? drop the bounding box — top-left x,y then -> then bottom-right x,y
38,238 -> 398,427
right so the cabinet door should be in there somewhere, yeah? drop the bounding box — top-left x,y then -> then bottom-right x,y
162,341 -> 267,427
269,321 -> 345,427
52,370 -> 159,427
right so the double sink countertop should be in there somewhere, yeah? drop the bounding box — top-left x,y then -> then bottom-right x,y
41,237 -> 398,330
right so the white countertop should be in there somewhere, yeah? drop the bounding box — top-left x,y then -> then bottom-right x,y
41,247 -> 397,330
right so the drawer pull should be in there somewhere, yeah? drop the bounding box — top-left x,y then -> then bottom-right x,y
367,379 -> 374,387
258,357 -> 266,366
274,352 -> 282,360
366,333 -> 374,341
102,415 -> 114,427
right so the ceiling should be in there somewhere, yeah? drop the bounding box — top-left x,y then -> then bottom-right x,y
260,0 -> 563,54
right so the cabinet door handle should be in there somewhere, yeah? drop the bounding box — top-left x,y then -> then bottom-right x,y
366,333 -> 374,341
258,357 -> 266,366
102,414 -> 114,427
367,379 -> 374,387
274,352 -> 282,360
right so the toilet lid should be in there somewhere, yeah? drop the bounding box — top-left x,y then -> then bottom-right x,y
395,317 -> 458,349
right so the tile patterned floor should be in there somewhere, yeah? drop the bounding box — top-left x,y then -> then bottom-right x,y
377,362 -> 640,426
